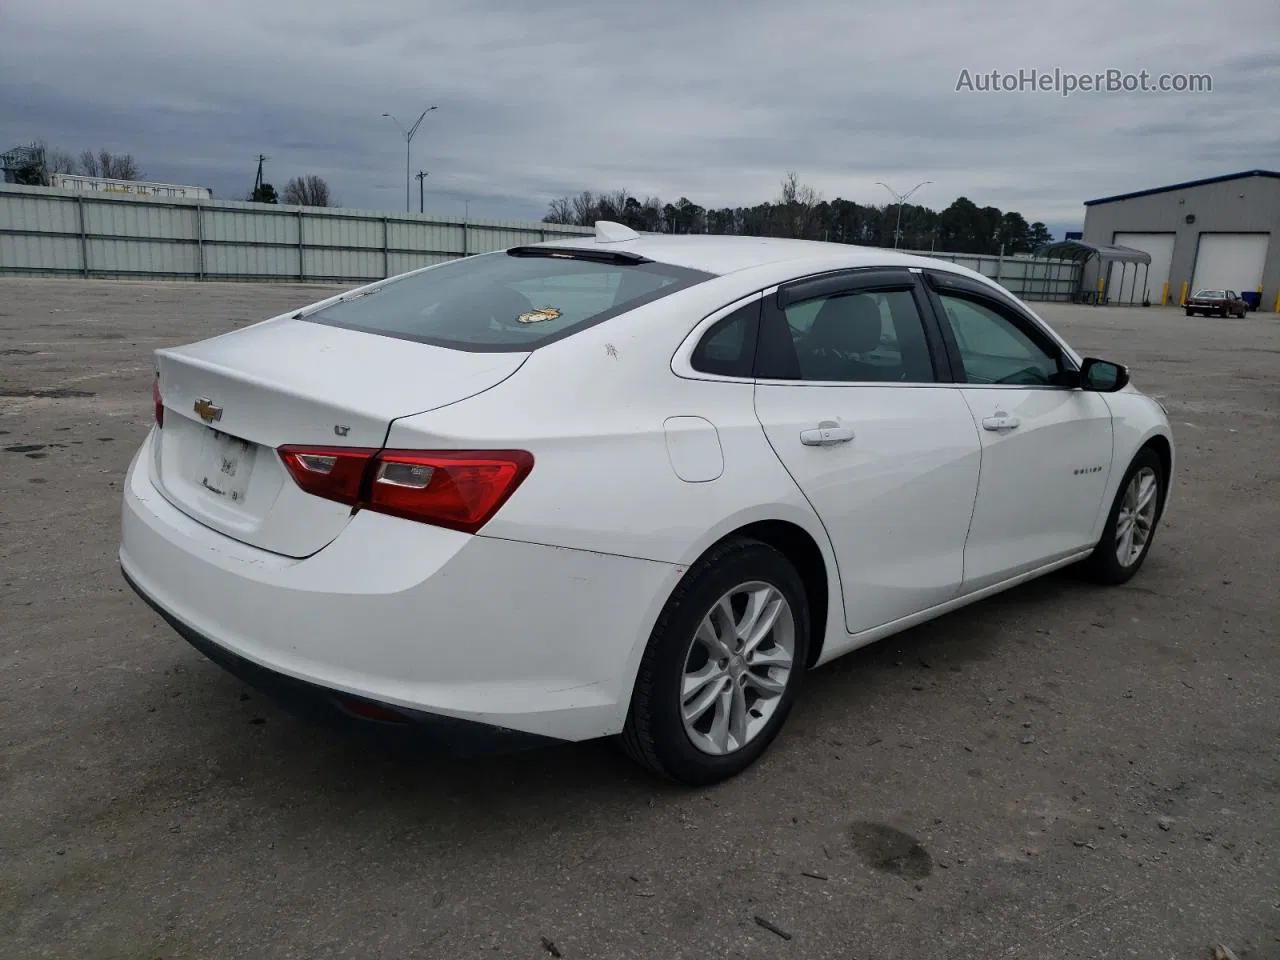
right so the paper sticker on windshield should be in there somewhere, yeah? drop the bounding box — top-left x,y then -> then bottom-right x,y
517,306 -> 562,324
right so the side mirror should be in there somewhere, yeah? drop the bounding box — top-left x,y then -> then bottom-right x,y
1079,357 -> 1129,392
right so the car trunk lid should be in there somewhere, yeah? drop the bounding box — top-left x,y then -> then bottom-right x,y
151,317 -> 528,557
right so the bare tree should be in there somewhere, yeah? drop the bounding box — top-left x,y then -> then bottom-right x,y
101,152 -> 140,180
570,191 -> 598,226
46,149 -> 78,174
281,175 -> 332,207
594,189 -> 632,222
543,197 -> 575,224
776,171 -> 821,239
77,149 -> 141,180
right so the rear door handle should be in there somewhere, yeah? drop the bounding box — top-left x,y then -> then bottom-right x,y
981,414 -> 1021,432
800,421 -> 855,446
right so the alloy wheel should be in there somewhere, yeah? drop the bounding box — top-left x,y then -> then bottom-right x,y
680,581 -> 796,756
1115,466 -> 1159,567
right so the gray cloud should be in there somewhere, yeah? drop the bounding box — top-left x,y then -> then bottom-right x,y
2,0 -> 1276,228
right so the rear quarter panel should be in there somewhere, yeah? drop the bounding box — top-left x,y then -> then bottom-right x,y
383,273 -> 849,665
384,274 -> 832,564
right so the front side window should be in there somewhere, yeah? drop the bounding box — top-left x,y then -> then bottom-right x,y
303,249 -> 713,351
777,288 -> 936,383
938,294 -> 1062,386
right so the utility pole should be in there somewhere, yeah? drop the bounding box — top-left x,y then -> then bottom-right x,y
382,104 -> 437,213
875,180 -> 932,249
415,170 -> 428,213
253,154 -> 268,195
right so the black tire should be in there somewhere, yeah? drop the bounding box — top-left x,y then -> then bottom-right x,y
621,537 -> 810,786
1184,308 -> 1194,317
1079,446 -> 1166,585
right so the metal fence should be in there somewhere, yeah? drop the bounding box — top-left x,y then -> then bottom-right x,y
901,248 -> 1081,301
0,184 -> 1080,300
0,183 -> 593,282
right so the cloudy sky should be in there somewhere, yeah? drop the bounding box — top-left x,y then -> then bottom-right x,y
2,0 -> 1276,233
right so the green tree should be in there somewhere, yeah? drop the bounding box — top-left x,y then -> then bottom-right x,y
541,177 -> 1048,254
998,211 -> 1032,253
1027,221 -> 1054,250
249,183 -> 278,204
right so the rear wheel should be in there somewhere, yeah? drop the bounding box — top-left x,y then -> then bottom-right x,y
1184,308 -> 1195,316
621,538 -> 809,786
1080,447 -> 1165,585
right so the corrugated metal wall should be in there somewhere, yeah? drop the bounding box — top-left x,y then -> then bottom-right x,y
0,184 -> 594,282
0,184 -> 1080,299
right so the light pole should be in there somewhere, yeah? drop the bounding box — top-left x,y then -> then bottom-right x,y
383,104 -> 437,213
875,180 -> 932,249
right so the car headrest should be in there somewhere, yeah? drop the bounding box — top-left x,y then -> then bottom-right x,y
807,295 -> 883,354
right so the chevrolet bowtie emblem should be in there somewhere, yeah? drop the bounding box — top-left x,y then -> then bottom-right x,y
193,398 -> 223,424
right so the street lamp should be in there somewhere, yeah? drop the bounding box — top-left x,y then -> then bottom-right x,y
383,104 -> 437,213
875,180 -> 932,249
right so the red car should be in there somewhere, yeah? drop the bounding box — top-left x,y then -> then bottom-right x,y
1185,289 -> 1248,317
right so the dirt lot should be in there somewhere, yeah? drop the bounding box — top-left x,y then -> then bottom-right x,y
1,277 -> 1278,960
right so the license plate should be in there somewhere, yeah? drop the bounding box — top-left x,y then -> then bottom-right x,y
197,429 -> 257,504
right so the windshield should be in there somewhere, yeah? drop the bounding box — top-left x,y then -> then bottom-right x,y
302,249 -> 714,351
1193,289 -> 1225,298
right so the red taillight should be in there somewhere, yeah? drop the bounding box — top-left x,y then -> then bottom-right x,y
278,446 -> 378,504
368,450 -> 534,532
153,375 -> 163,427
276,445 -> 534,534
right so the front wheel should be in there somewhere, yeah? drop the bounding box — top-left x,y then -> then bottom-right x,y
1080,447 -> 1165,585
621,538 -> 810,786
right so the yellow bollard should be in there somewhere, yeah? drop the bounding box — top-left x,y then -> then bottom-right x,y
1274,290 -> 1280,313
1180,281 -> 1188,306
1161,281 -> 1169,306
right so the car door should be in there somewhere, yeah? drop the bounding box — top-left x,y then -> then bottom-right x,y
922,270 -> 1114,592
752,268 -> 982,635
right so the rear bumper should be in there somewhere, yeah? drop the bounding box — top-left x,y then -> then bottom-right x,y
121,564 -> 558,757
120,431 -> 681,745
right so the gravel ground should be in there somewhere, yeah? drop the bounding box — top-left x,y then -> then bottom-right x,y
1,277 -> 1277,960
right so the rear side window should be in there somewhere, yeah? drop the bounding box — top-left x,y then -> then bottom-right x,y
303,249 -> 714,351
777,288 -> 936,383
690,301 -> 760,377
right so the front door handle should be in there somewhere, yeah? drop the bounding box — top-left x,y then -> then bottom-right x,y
982,414 -> 1021,432
800,421 -> 855,446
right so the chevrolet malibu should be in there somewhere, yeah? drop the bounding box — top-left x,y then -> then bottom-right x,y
120,223 -> 1174,785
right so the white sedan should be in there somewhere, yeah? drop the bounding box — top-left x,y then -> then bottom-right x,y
119,222 -> 1174,785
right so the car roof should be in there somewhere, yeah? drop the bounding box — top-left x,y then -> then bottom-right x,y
534,230 -> 974,278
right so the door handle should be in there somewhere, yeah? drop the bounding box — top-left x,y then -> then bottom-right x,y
800,421 -> 855,446
981,414 -> 1021,432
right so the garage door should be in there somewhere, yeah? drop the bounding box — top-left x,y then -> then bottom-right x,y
1109,233 -> 1175,304
1191,233 -> 1271,297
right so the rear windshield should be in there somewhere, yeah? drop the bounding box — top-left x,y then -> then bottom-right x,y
301,249 -> 714,351
1194,289 -> 1224,298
